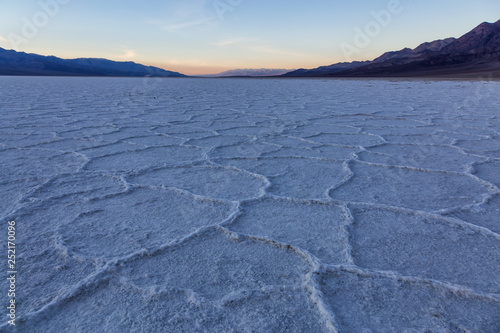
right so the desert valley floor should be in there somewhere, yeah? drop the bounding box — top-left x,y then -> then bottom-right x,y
1,77 -> 499,332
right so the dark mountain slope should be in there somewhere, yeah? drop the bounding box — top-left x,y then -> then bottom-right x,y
284,20 -> 500,78
0,48 -> 186,77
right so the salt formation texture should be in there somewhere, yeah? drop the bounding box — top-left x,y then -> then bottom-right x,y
0,77 -> 499,332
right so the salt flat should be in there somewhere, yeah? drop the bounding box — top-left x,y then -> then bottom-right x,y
0,77 -> 499,332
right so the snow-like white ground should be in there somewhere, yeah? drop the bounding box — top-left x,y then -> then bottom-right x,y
1,76 -> 499,332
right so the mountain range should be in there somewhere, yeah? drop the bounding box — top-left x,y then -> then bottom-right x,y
0,19 -> 499,78
284,19 -> 500,78
0,48 -> 185,77
211,68 -> 295,77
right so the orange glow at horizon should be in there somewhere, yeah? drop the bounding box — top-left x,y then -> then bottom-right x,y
151,63 -> 232,76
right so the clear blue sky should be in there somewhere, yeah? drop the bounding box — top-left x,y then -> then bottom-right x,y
1,0 -> 499,75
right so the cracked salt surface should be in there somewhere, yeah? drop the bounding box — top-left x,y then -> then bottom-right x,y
0,77 -> 499,332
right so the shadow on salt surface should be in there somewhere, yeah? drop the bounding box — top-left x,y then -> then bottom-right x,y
127,165 -> 267,201
19,232 -> 327,332
358,144 -> 481,172
59,187 -> 235,259
84,146 -> 206,172
349,206 -> 500,294
446,194 -> 500,234
330,161 -> 492,211
214,157 -> 347,200
320,268 -> 500,333
228,197 -> 350,264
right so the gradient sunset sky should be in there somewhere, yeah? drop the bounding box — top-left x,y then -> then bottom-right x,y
1,0 -> 499,75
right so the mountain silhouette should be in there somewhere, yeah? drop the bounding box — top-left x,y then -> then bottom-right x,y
284,19 -> 500,78
0,48 -> 185,77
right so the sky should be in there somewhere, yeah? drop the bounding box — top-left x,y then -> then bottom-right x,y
0,0 -> 499,75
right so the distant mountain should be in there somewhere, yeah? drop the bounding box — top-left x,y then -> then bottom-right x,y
283,20 -> 500,78
286,39 -> 455,77
283,61 -> 370,76
441,21 -> 500,55
210,68 -> 294,77
372,38 -> 456,63
0,48 -> 186,77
